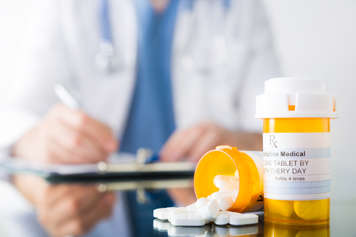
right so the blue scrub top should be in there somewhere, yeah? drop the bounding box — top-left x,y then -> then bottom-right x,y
118,0 -> 179,236
119,0 -> 178,155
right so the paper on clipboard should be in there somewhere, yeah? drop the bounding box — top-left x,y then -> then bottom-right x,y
0,153 -> 132,176
0,153 -> 195,181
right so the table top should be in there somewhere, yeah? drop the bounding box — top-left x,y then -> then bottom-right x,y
0,175 -> 355,237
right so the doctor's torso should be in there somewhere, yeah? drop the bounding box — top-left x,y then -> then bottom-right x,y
14,0 -> 279,141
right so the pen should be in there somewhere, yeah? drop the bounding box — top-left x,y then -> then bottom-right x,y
54,83 -> 81,109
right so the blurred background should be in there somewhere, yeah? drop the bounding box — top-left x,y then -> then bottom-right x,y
0,0 -> 355,234
1,0 -> 355,193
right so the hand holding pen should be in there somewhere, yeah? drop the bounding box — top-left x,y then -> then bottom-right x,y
54,84 -> 161,164
12,84 -> 118,165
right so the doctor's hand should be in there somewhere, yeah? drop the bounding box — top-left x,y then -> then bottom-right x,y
160,121 -> 262,162
13,175 -> 116,237
160,122 -> 237,162
12,104 -> 118,164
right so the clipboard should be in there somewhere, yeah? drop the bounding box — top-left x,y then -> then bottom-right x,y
0,152 -> 195,183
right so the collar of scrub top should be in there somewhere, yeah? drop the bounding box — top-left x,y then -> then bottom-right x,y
96,0 -> 120,74
96,0 -> 232,74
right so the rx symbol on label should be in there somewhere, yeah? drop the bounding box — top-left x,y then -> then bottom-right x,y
269,135 -> 278,148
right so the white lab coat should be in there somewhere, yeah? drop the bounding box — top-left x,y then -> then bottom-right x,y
0,0 -> 280,154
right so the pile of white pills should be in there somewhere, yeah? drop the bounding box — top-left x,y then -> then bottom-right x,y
153,175 -> 259,226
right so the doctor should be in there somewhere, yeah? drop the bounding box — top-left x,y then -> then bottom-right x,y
2,0 -> 279,236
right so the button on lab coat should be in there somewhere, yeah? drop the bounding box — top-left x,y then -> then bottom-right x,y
0,0 -> 280,153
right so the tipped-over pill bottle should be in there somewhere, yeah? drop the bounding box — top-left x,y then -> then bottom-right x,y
256,77 -> 336,225
194,145 -> 264,212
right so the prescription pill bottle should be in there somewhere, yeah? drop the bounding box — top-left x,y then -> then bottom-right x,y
256,77 -> 336,225
194,145 -> 264,212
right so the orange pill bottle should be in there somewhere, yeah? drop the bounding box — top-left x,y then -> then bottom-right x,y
256,77 -> 336,225
194,145 -> 264,212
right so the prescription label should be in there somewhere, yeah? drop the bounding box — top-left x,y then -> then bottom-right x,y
263,133 -> 331,200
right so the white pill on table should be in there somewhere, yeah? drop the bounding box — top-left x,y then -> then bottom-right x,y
153,207 -> 186,220
168,209 -> 206,226
214,211 -> 230,225
153,207 -> 173,220
228,212 -> 258,226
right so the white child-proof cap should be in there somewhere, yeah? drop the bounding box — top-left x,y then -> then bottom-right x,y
256,77 -> 337,118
